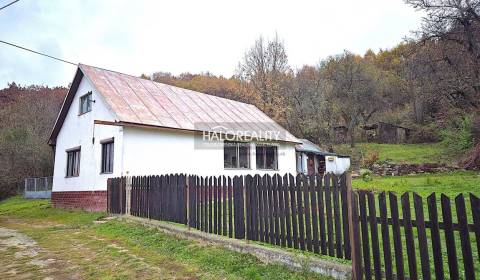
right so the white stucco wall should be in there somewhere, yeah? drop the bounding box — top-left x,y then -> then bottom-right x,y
122,127 -> 297,177
52,76 -> 124,192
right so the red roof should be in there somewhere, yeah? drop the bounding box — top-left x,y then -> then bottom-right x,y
49,64 -> 299,144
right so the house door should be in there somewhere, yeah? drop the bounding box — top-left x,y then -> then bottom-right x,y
307,154 -> 315,175
317,155 -> 326,176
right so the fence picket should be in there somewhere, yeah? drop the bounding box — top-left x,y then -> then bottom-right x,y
296,174 -> 306,251
289,174 -> 299,249
413,193 -> 431,280
470,193 -> 480,262
340,174 -> 350,259
310,175 -> 320,254
455,194 -> 475,280
278,175 -> 287,247
367,192 -> 381,280
273,175 -> 281,246
401,193 -> 418,280
359,191 -> 372,280
317,175 -> 327,255
222,176 -> 227,236
228,177 -> 233,238
325,174 -> 334,256
427,193 -> 444,280
303,176 -> 313,252
333,175 -> 342,258
441,194 -> 459,280
283,174 -> 292,248
389,192 -> 405,280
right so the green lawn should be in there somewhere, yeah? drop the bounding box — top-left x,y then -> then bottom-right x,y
352,171 -> 480,197
353,171 -> 480,279
0,197 -> 330,280
335,142 -> 454,165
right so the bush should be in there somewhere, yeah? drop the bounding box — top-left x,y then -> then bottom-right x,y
441,116 -> 474,154
360,169 -> 373,182
363,150 -> 379,168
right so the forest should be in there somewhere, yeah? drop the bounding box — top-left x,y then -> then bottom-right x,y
1,0 -> 480,198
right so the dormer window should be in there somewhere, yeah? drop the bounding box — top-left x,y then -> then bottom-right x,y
79,92 -> 92,114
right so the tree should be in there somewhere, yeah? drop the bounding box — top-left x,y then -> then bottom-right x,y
0,84 -> 66,199
237,34 -> 291,124
322,51 -> 385,147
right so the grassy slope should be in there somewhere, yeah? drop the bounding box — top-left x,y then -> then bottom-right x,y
0,197 -> 330,280
335,142 -> 452,165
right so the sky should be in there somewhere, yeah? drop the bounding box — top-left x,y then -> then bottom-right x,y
0,0 -> 424,88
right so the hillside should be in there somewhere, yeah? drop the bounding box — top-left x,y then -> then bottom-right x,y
334,142 -> 457,167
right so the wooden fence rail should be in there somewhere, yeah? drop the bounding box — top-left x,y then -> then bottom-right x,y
107,173 -> 480,280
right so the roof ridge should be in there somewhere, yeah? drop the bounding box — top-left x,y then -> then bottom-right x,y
79,63 -> 255,108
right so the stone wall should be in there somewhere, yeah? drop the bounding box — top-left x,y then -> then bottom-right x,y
371,161 -> 460,176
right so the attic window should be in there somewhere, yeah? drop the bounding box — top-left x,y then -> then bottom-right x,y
79,92 -> 92,114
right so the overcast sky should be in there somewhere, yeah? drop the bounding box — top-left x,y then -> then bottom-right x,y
0,0 -> 424,88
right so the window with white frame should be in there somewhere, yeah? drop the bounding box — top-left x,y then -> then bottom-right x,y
256,144 -> 278,170
66,147 -> 81,177
79,92 -> 92,114
101,139 -> 114,173
224,141 -> 250,169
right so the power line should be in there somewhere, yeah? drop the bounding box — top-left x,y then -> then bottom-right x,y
0,0 -> 20,11
0,40 -> 77,65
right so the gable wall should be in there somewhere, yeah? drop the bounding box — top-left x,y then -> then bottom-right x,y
52,75 -> 124,193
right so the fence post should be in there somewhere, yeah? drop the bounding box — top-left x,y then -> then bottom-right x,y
125,176 -> 132,215
346,172 -> 362,280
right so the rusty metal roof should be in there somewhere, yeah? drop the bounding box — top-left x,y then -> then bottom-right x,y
49,64 -> 299,144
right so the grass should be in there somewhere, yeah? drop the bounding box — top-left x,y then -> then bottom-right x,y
353,171 -> 480,279
352,171 -> 480,197
0,197 -> 331,280
334,142 -> 454,165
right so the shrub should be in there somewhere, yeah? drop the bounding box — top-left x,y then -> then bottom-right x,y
363,150 -> 379,168
360,169 -> 373,182
441,116 -> 474,154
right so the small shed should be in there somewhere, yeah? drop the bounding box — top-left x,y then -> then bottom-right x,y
295,139 -> 350,176
362,122 -> 412,143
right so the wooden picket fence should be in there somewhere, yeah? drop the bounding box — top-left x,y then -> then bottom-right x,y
107,173 -> 480,279
349,190 -> 480,280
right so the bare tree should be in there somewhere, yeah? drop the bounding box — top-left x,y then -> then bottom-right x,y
237,34 -> 291,123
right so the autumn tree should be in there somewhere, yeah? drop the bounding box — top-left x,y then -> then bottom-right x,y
0,84 -> 66,199
237,34 -> 291,124
322,51 -> 385,147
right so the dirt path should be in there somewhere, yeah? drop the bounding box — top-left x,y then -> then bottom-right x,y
0,226 -> 78,279
0,218 -> 196,279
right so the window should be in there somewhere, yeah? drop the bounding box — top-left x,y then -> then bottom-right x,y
224,141 -> 250,169
101,139 -> 114,173
296,152 -> 305,173
79,92 -> 92,114
256,144 -> 278,170
66,148 -> 81,177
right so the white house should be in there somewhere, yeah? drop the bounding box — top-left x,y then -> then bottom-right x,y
295,139 -> 350,176
49,64 -> 300,211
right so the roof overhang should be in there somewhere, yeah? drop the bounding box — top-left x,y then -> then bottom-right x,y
94,119 -> 301,145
